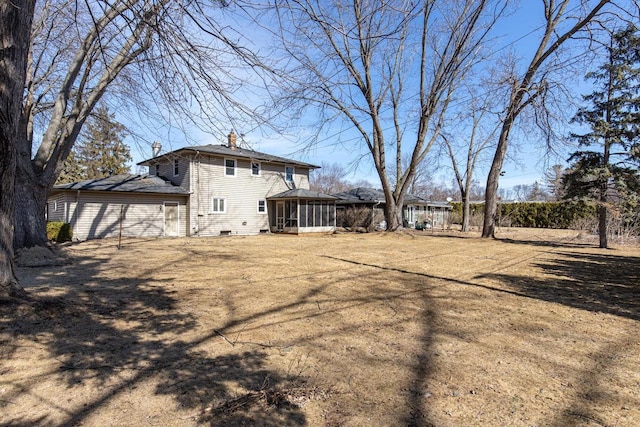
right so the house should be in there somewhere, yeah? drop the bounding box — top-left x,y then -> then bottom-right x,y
332,187 -> 452,229
48,132 -> 337,240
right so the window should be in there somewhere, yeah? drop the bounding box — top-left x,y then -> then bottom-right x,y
53,201 -> 58,212
251,162 -> 261,176
225,158 -> 236,176
211,197 -> 226,213
285,166 -> 294,183
154,164 -> 160,176
257,199 -> 267,214
173,159 -> 179,176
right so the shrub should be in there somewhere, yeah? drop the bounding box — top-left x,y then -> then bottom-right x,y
337,207 -> 373,231
47,221 -> 73,242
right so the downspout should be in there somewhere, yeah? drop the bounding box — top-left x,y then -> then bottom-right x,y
74,190 -> 80,240
195,150 -> 200,235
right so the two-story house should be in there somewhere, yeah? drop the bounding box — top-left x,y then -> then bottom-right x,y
48,132 -> 337,241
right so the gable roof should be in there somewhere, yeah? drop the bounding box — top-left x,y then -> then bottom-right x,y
51,174 -> 190,195
138,144 -> 320,169
332,187 -> 386,204
333,187 -> 451,207
268,188 -> 337,200
333,187 -> 425,204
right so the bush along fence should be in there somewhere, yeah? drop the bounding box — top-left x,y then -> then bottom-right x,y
450,201 -> 597,229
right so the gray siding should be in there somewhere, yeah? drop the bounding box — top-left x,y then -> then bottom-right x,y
150,157 -> 190,188
47,193 -> 67,222
61,192 -> 188,241
188,154 -> 311,236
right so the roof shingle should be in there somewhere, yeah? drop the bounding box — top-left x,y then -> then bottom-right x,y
52,174 -> 190,195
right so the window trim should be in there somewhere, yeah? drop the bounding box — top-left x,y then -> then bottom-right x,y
257,199 -> 267,214
210,197 -> 226,214
225,158 -> 236,177
285,165 -> 294,183
251,161 -> 261,176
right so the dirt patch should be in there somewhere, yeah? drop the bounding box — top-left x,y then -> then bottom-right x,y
1,229 -> 639,426
14,244 -> 70,267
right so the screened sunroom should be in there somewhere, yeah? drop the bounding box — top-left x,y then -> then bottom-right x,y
267,189 -> 337,234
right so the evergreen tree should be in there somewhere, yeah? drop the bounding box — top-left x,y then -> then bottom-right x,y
57,106 -> 131,184
563,25 -> 640,248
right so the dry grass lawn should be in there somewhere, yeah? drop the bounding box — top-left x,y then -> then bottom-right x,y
1,228 -> 639,426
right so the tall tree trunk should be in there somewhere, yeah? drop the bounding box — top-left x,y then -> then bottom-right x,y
384,199 -> 403,231
461,190 -> 470,232
0,130 -> 20,296
14,154 -> 49,249
598,203 -> 608,249
482,127 -> 510,238
0,0 -> 36,297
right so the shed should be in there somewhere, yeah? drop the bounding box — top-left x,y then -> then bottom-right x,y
48,174 -> 190,241
267,189 -> 337,234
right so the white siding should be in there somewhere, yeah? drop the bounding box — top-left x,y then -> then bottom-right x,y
188,154 -> 312,236
63,192 -> 188,241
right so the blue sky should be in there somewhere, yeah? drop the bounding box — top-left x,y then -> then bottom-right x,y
122,1 -> 616,195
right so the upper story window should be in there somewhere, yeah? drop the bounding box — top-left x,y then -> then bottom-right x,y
251,162 -> 261,176
285,166 -> 294,183
225,158 -> 236,176
173,159 -> 179,176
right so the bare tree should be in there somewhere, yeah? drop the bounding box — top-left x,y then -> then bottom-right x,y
15,0 -> 275,248
441,84 -> 500,231
512,184 -> 531,201
0,0 -> 36,297
481,0 -> 618,238
272,0 -> 507,230
309,162 -> 353,194
387,153 -> 435,199
544,164 -> 567,200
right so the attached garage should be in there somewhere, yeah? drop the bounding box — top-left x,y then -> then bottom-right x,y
48,175 -> 189,241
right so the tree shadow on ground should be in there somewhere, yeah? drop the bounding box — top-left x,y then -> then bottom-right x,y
478,249 -> 640,321
476,240 -> 640,425
0,247 -> 308,426
322,255 -> 439,426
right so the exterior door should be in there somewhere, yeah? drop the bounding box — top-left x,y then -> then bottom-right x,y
276,201 -> 285,231
164,202 -> 179,237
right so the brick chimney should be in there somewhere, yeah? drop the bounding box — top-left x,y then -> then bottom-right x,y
228,131 -> 237,150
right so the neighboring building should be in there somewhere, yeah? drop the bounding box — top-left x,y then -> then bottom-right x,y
333,187 -> 452,229
48,132 -> 337,241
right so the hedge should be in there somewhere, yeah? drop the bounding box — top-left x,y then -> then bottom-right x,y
450,200 -> 596,229
47,221 -> 73,242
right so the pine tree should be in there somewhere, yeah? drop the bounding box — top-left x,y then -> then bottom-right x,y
563,25 -> 640,248
57,106 -> 131,184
